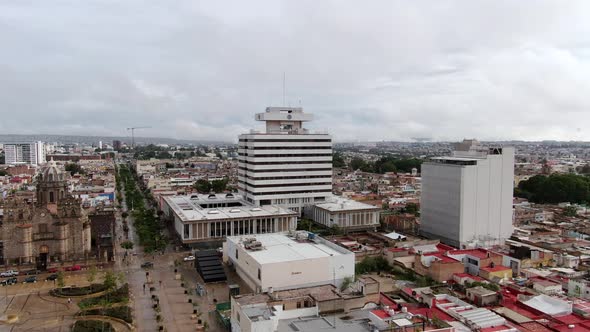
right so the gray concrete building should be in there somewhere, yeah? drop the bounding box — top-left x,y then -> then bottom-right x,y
420,139 -> 514,248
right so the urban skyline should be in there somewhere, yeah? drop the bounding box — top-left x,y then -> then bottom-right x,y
3,1 -> 590,142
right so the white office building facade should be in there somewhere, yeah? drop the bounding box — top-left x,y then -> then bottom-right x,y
3,142 -> 46,165
238,107 -> 332,215
420,140 -> 515,248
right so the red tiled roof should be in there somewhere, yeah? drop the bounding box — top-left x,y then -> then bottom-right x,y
371,309 -> 390,320
448,248 -> 499,259
388,247 -> 408,252
554,314 -> 585,325
519,322 -> 553,332
408,307 -> 455,322
480,265 -> 512,272
423,252 -> 459,264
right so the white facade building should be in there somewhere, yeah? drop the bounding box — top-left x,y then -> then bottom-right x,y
420,139 -> 515,248
223,231 -> 355,293
304,195 -> 380,231
161,193 -> 297,244
238,107 -> 332,215
3,142 -> 45,165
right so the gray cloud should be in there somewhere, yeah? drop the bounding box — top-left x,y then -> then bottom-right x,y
1,1 -> 590,142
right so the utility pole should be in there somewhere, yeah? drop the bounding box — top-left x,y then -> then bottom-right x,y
126,126 -> 151,149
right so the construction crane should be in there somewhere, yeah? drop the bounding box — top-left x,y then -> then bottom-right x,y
126,126 -> 151,149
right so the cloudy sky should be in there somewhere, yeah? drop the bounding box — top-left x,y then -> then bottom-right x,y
2,1 -> 590,142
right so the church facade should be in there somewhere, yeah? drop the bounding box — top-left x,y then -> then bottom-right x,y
0,160 -> 91,269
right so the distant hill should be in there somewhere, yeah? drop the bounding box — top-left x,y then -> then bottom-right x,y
0,134 -> 231,146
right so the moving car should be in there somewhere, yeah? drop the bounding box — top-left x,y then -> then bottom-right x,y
0,270 -> 19,277
65,265 -> 81,271
183,255 -> 195,262
23,276 -> 37,283
46,274 -> 58,281
140,262 -> 154,269
0,277 -> 17,286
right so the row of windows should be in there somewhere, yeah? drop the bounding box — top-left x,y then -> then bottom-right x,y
241,189 -> 332,196
241,175 -> 331,181
239,146 -> 332,150
238,167 -> 332,173
237,153 -> 333,158
238,160 -> 332,165
239,139 -> 331,142
238,180 -> 332,188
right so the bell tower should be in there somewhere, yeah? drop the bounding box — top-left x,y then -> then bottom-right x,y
36,158 -> 68,207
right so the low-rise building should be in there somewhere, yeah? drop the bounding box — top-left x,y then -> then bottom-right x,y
531,278 -> 562,295
479,265 -> 512,281
223,231 -> 355,293
304,195 -> 380,231
162,193 -> 297,245
466,286 -> 499,306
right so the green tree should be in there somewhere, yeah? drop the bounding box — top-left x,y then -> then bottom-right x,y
211,179 -> 228,193
121,241 -> 134,250
404,203 -> 420,216
103,271 -> 117,292
194,179 -> 211,193
579,164 -> 590,174
350,157 -> 367,171
87,266 -> 98,284
0,170 -> 8,176
563,205 -> 578,217
341,276 -> 354,291
65,162 -> 84,175
57,271 -> 65,289
333,152 -> 346,168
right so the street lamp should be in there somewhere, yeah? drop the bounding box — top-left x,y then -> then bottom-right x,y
333,265 -> 345,329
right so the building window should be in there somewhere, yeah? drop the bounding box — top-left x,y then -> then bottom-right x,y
297,302 -> 302,308
235,249 -> 238,260
49,191 -> 54,203
184,224 -> 190,239
39,224 -> 48,233
258,268 -> 261,280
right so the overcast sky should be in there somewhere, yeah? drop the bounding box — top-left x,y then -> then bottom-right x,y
2,1 -> 590,142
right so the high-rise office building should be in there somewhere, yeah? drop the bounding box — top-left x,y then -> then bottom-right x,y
420,139 -> 514,248
3,142 -> 46,165
112,140 -> 122,150
238,107 -> 332,215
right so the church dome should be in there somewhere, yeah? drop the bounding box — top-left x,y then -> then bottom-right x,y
40,158 -> 65,182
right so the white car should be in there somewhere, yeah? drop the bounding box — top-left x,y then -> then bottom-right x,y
183,255 -> 195,262
0,270 -> 19,278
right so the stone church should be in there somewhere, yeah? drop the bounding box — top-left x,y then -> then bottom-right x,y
0,160 -> 91,269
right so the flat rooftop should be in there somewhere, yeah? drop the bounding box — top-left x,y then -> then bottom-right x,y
313,195 -> 380,212
227,232 -> 351,264
164,193 -> 296,222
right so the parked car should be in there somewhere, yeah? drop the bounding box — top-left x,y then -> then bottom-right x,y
24,269 -> 40,275
46,274 -> 58,281
65,265 -> 81,271
23,276 -> 37,283
0,270 -> 19,278
183,255 -> 195,262
0,277 -> 17,286
47,267 -> 59,273
140,262 -> 154,269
